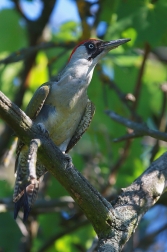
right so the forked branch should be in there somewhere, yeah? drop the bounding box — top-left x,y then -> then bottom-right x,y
0,91 -> 167,252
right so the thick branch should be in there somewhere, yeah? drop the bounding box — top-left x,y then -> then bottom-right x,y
98,153 -> 167,251
1,91 -> 167,251
0,91 -> 113,236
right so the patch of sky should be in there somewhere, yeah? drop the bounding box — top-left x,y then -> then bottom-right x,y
0,0 -> 14,10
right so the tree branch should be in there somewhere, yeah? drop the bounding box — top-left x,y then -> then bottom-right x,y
132,43 -> 150,112
1,90 -> 167,251
0,41 -> 76,65
0,196 -> 75,213
98,154 -> 167,251
0,90 -> 113,236
106,110 -> 167,142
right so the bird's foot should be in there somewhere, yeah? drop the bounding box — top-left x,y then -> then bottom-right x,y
18,176 -> 38,187
37,123 -> 49,137
63,153 -> 73,168
18,175 -> 31,187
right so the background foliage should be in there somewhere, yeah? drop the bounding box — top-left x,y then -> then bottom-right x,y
0,0 -> 167,251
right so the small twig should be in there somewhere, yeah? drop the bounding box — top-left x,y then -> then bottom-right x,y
0,196 -> 75,213
113,131 -> 143,142
133,43 -> 150,112
0,42 -> 76,65
106,110 -> 167,142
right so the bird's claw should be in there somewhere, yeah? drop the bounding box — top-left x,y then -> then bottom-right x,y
37,123 -> 49,137
64,153 -> 73,168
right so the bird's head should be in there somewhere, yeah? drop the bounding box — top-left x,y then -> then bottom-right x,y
68,38 -> 130,66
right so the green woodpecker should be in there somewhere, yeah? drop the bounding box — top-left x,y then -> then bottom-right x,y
13,38 -> 130,221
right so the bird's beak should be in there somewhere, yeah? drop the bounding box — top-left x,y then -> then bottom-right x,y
101,38 -> 131,51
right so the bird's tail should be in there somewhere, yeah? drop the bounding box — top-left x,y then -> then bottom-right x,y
13,179 -> 40,222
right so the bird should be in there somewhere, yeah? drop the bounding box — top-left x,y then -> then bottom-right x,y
13,38 -> 130,221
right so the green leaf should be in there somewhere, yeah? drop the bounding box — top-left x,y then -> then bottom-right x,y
0,9 -> 27,52
99,0 -> 120,23
107,0 -> 167,47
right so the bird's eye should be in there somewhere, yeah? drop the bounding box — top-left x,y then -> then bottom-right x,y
88,43 -> 94,49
